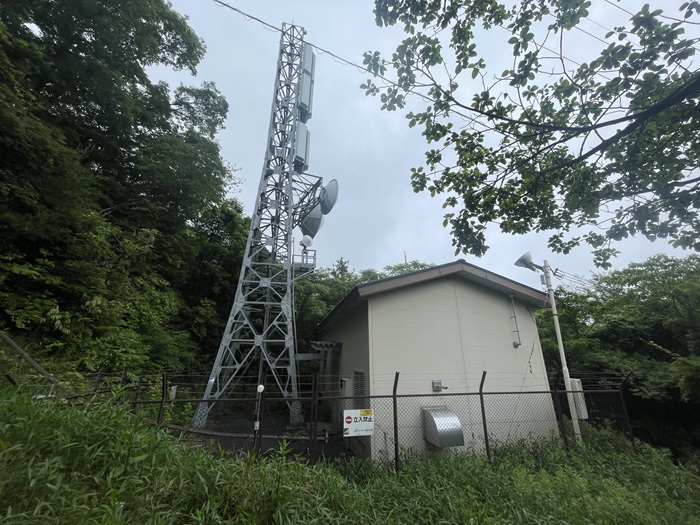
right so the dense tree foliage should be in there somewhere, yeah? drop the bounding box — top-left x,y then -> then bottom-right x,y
539,254 -> 700,461
0,0 -> 439,375
0,1 -> 245,372
363,0 -> 700,267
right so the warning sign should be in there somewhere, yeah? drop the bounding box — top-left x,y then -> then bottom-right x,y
343,409 -> 374,437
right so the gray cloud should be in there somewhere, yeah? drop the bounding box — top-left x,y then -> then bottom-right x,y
156,0 -> 690,290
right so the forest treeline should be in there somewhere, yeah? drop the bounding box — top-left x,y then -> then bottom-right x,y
0,1 -> 434,374
0,1 -> 247,372
536,254 -> 700,463
1,1 -> 698,462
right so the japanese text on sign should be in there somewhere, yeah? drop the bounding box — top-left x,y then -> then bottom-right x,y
343,409 -> 374,437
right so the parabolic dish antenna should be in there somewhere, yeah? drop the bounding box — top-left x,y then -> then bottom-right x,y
319,179 -> 339,214
300,203 -> 324,238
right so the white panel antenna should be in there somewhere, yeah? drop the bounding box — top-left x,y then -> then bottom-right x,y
294,122 -> 310,173
299,44 -> 315,122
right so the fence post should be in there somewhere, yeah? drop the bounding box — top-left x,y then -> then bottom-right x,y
157,372 -> 168,424
131,369 -> 145,414
310,372 -> 319,457
121,369 -> 128,387
617,389 -> 636,448
0,331 -> 77,397
552,382 -> 569,452
618,373 -> 636,450
479,371 -> 492,463
393,371 -> 400,472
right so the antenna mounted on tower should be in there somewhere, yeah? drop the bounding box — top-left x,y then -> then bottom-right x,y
192,24 -> 338,429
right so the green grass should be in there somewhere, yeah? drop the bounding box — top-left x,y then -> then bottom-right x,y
1,387 -> 699,524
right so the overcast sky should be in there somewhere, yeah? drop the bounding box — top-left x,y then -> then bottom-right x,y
155,0 -> 690,290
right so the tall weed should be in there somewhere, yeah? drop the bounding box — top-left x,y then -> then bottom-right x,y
1,386 -> 699,524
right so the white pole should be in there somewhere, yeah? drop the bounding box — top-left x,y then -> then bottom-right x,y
254,384 -> 265,454
543,260 -> 583,443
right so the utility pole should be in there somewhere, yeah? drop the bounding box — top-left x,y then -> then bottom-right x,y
192,24 -> 337,429
515,252 -> 582,443
542,260 -> 582,443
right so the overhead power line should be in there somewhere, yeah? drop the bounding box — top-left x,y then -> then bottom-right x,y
209,0 -> 611,110
211,0 -> 384,75
212,0 -> 282,33
208,0 -> 698,189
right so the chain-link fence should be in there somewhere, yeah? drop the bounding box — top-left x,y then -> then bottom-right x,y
2,332 -> 633,467
318,388 -> 631,466
3,370 -> 633,467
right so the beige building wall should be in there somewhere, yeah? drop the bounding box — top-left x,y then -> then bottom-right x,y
323,303 -> 370,385
364,276 -> 556,458
321,303 -> 372,458
367,278 -> 466,395
322,274 -> 557,459
367,276 -> 550,395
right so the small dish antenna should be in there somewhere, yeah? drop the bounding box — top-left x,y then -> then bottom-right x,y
301,235 -> 313,248
300,203 -> 324,238
298,179 -> 337,238
319,179 -> 339,214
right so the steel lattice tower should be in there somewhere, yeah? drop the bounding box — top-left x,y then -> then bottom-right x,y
193,24 -> 331,428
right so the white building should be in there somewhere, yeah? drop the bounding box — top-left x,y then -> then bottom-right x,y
315,260 -> 560,459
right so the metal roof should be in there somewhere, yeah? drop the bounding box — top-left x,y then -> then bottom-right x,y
317,259 -> 548,333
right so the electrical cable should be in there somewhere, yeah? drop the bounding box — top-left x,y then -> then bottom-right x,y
602,0 -> 700,51
552,268 -> 597,289
210,0 -> 477,123
208,0 -> 700,209
210,0 -> 697,129
213,0 -> 283,34
209,0 -> 628,135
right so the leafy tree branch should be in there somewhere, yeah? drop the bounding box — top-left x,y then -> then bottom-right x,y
365,0 -> 700,266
